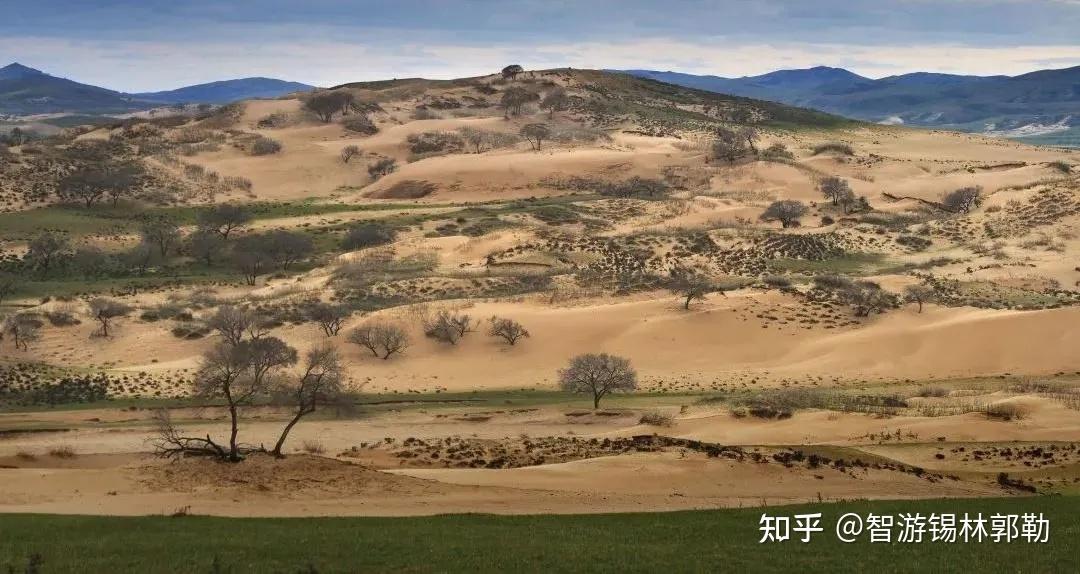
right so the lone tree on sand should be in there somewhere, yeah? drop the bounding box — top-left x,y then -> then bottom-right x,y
519,123 -> 551,151
488,316 -> 530,345
349,322 -> 410,359
539,88 -> 569,118
818,176 -> 851,206
270,344 -> 344,457
760,200 -> 808,228
942,186 -> 983,214
903,284 -> 934,313
667,266 -> 720,309
88,298 -> 132,337
499,87 -> 538,118
559,353 -> 638,409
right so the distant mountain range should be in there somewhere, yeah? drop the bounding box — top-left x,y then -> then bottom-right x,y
623,65 -> 1080,139
0,63 -> 314,116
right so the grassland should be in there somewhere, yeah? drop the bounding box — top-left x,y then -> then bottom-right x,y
0,497 -> 1076,573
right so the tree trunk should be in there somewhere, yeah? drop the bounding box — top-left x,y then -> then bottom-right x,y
227,403 -> 241,461
271,410 -> 307,457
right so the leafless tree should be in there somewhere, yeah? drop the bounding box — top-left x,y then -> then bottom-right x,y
186,229 -> 225,266
2,314 -> 42,351
539,88 -> 569,118
759,200 -> 808,228
500,87 -> 538,118
519,123 -> 551,151
340,144 -> 361,163
270,344 -> 344,457
348,322 -> 410,359
26,232 -> 71,276
488,316 -> 530,345
197,204 -> 251,240
819,176 -> 851,206
305,302 -> 351,337
193,337 -> 297,461
904,284 -> 934,313
150,409 -> 228,460
88,298 -> 132,337
424,310 -> 474,345
558,353 -> 638,409
667,266 -> 720,309
457,127 -> 491,153
139,214 -> 180,258
711,127 -> 750,163
206,305 -> 268,346
841,281 -> 897,317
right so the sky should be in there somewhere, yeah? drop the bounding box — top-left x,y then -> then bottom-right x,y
1,0 -> 1078,92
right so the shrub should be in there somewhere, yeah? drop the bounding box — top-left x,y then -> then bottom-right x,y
342,223 -> 397,250
371,180 -> 436,199
1047,160 -> 1072,174
917,386 -> 949,398
301,440 -> 325,455
407,131 -> 463,155
47,445 -> 77,458
251,136 -> 283,156
985,402 -> 1030,421
342,114 -> 378,135
762,275 -> 792,289
367,158 -> 397,181
639,411 -> 674,427
811,142 -> 854,156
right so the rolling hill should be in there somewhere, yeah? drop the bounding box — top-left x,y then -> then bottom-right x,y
132,78 -> 315,104
625,65 -> 1080,140
0,62 -> 147,115
0,62 -> 314,116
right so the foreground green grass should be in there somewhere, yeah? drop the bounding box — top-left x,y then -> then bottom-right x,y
0,497 -> 1076,572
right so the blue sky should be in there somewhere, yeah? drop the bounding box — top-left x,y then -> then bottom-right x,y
2,0 -> 1078,91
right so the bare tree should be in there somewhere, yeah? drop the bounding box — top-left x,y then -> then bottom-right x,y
270,344 -> 344,457
667,266 -> 720,309
264,230 -> 314,271
539,88 -> 569,118
197,204 -> 251,240
819,176 -> 851,206
206,305 -> 267,346
340,144 -> 361,163
186,229 -> 225,266
759,200 -> 808,228
740,127 -> 760,154
841,281 -> 897,317
711,127 -> 750,163
558,353 -> 638,409
2,314 -> 42,351
305,302 -> 351,337
151,408 -> 228,460
139,214 -> 181,258
26,232 -> 71,276
189,337 -> 296,461
500,87 -> 538,118
88,298 -> 132,337
488,316 -> 530,345
424,310 -> 473,345
457,127 -> 490,154
903,284 -> 934,313
348,322 -> 410,359
519,123 -> 551,151
942,186 -> 983,214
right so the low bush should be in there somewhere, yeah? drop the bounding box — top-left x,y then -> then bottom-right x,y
251,136 -> 283,156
